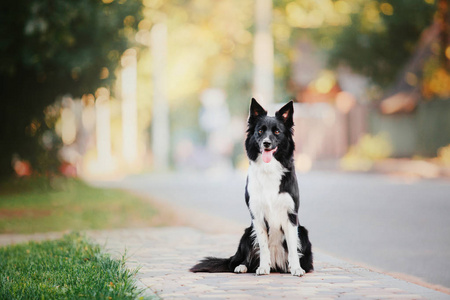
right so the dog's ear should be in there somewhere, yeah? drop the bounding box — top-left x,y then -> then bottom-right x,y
276,100 -> 294,128
249,98 -> 267,118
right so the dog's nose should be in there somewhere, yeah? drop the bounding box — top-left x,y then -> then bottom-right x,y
263,141 -> 272,148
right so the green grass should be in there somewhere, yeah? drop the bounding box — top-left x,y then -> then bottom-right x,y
0,177 -> 161,234
0,233 -> 152,299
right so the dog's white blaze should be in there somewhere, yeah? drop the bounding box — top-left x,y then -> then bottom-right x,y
247,155 -> 302,274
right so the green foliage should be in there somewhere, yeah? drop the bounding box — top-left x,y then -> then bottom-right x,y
0,0 -> 143,178
1,0 -> 142,92
0,233 -> 151,299
271,0 -> 438,92
325,0 -> 436,87
0,177 -> 159,234
438,143 -> 450,165
341,133 -> 393,171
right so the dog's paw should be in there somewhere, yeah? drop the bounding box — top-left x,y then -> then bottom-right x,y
256,265 -> 270,275
234,264 -> 248,273
290,267 -> 305,277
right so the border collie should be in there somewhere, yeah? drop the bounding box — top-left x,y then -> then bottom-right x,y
190,98 -> 313,276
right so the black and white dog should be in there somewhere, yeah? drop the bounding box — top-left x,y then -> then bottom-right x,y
190,98 -> 313,276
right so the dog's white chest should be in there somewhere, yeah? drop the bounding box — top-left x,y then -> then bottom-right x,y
248,158 -> 284,201
247,157 -> 293,221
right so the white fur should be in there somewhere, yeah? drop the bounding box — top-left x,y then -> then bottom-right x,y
234,264 -> 248,273
247,155 -> 305,276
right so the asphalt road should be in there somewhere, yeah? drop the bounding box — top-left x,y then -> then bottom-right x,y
93,170 -> 450,289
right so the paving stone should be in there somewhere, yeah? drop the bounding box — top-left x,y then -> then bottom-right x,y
89,228 -> 450,299
5,227 -> 446,299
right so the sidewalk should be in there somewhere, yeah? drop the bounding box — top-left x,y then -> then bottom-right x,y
87,227 -> 449,300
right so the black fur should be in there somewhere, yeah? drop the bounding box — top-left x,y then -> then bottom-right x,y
190,98 -> 313,274
288,213 -> 298,226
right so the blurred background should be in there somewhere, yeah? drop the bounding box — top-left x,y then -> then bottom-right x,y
1,0 -> 449,178
1,0 -> 450,292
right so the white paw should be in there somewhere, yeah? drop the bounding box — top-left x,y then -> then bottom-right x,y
234,264 -> 248,273
256,265 -> 270,275
290,267 -> 305,277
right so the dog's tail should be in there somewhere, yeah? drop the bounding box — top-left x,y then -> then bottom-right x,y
190,256 -> 232,273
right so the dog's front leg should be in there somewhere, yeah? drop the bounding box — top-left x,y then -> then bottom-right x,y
285,214 -> 305,277
253,221 -> 271,275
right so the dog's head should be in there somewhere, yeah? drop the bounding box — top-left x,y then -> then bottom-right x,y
245,98 -> 295,164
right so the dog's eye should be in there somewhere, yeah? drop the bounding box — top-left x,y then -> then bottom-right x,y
274,129 -> 280,135
258,130 -> 263,135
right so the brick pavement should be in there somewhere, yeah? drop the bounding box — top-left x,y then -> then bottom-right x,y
85,227 -> 450,300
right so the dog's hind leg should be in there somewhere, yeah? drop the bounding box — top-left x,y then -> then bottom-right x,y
230,226 -> 254,273
234,264 -> 248,273
298,225 -> 313,273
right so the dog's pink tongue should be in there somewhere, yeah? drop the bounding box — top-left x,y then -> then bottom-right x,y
262,149 -> 276,163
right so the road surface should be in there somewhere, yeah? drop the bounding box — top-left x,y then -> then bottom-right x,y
92,170 -> 450,289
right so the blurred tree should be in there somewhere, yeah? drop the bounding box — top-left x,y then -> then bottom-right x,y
135,0 -> 254,153
324,0 -> 437,88
0,0 -> 142,179
270,0 -> 440,96
422,0 -> 450,99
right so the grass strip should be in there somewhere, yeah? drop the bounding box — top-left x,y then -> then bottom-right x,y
0,177 -> 161,234
0,232 -> 152,299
